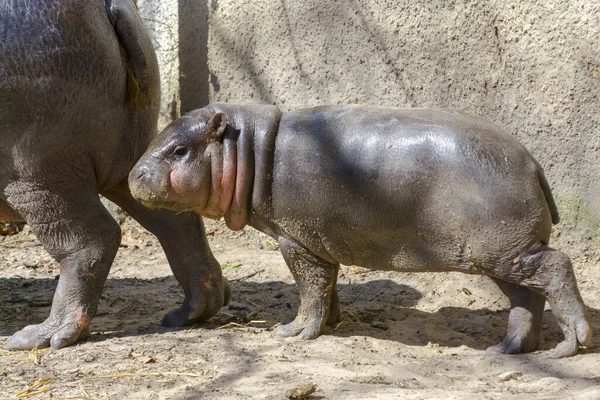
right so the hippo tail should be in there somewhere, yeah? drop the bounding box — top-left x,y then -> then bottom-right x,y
536,166 -> 560,225
106,0 -> 156,107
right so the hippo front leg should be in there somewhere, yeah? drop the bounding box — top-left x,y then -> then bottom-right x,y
274,237 -> 340,340
5,181 -> 121,350
102,182 -> 230,327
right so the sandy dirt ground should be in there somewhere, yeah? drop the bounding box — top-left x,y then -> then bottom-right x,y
1,215 -> 599,399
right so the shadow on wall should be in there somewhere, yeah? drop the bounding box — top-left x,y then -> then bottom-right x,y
170,0 -> 600,236
203,0 -> 600,237
178,0 -> 210,113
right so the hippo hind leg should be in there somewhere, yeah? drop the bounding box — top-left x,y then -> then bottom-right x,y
274,237 -> 340,339
4,180 -> 121,350
487,279 -> 545,354
493,246 -> 592,358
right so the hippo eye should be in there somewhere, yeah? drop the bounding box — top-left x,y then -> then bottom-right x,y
173,145 -> 188,157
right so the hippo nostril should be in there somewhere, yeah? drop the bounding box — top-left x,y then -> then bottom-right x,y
128,166 -> 151,197
131,166 -> 148,181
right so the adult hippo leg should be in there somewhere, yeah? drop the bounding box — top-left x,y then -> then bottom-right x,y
327,284 -> 342,326
274,237 -> 340,339
5,179 -> 121,350
487,279 -> 545,354
494,246 -> 592,358
102,181 -> 231,327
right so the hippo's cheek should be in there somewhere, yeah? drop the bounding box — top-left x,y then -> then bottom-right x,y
168,167 -> 208,209
168,168 -> 187,198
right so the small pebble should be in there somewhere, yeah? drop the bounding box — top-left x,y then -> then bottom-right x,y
23,260 -> 39,268
497,371 -> 522,382
286,382 -> 317,400
370,321 -> 389,330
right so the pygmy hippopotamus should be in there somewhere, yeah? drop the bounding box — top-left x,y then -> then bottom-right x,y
0,0 -> 229,350
129,102 -> 592,358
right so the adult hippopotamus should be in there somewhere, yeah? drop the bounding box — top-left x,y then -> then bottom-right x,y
129,102 -> 592,358
0,0 -> 229,350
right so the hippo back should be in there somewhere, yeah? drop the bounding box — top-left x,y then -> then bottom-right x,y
0,0 -> 159,190
269,106 -> 554,270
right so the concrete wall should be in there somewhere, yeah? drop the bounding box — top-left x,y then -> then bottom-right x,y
138,0 -> 211,127
139,0 -> 600,243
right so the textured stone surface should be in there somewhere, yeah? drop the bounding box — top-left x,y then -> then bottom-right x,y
138,0 -> 210,129
137,0 -> 181,129
139,0 -> 600,244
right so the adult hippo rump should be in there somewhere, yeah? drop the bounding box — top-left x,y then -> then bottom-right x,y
0,0 -> 229,350
129,102 -> 592,358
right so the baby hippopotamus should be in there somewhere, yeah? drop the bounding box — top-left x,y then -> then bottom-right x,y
129,102 -> 592,358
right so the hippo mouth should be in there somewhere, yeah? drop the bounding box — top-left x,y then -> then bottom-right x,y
138,198 -> 194,213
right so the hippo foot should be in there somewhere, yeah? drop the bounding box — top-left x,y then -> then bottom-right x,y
492,248 -> 592,358
552,318 -> 592,359
488,279 -> 544,355
274,315 -> 324,340
486,332 -> 539,355
273,293 -> 338,340
5,319 -> 90,350
162,307 -> 199,327
162,277 -> 232,327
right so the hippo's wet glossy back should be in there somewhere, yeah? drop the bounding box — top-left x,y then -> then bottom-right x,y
267,106 -> 555,270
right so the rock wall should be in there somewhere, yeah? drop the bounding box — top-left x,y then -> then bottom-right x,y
139,0 -> 600,243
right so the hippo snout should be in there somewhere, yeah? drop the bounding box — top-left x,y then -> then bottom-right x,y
128,160 -> 170,208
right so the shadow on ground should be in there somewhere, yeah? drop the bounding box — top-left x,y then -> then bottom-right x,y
2,275 -> 599,356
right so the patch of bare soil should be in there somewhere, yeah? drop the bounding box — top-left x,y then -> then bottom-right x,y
1,217 -> 599,399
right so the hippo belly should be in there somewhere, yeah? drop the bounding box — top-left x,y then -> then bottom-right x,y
269,106 -> 552,272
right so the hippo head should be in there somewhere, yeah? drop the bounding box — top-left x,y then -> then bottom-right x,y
129,108 -> 228,218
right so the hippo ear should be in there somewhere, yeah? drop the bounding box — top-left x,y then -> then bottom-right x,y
208,112 -> 227,142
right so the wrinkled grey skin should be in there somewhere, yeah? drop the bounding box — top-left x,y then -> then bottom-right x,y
0,0 -> 229,350
130,102 -> 592,358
